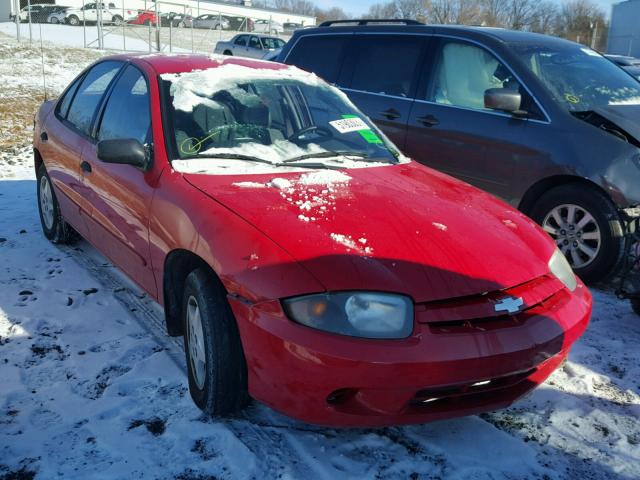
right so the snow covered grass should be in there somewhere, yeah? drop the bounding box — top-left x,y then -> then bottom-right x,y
0,32 -> 104,153
0,37 -> 639,480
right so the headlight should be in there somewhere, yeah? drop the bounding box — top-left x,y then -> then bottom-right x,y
282,292 -> 413,339
549,249 -> 577,291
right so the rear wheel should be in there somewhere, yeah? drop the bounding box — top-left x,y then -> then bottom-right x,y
49,16 -> 59,24
223,50 -> 232,55
67,15 -> 79,26
36,164 -> 74,244
182,268 -> 249,416
530,183 -> 626,283
112,15 -> 123,26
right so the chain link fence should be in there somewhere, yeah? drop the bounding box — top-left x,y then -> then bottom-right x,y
10,0 -> 296,54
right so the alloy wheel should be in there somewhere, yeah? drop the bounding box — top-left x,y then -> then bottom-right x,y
542,204 -> 601,269
186,295 -> 207,390
39,175 -> 55,230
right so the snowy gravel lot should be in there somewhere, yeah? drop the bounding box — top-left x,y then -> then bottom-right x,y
0,34 -> 639,480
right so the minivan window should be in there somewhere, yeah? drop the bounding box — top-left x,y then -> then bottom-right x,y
512,43 -> 640,112
349,36 -> 422,98
428,40 -> 523,112
97,66 -> 150,145
66,61 -> 122,136
285,36 -> 348,84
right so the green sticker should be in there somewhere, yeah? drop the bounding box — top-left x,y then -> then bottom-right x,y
341,114 -> 383,144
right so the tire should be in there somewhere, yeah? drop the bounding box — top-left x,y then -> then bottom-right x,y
49,17 -> 59,24
112,15 -> 123,26
223,50 -> 232,56
182,268 -> 249,416
143,19 -> 150,26
36,164 -> 75,244
177,21 -> 185,28
214,23 -> 222,30
67,15 -> 79,26
530,183 -> 626,284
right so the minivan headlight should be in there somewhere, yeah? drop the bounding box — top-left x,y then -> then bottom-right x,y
549,249 -> 577,291
282,292 -> 413,339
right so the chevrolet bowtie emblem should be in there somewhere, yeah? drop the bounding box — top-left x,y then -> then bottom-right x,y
494,296 -> 524,314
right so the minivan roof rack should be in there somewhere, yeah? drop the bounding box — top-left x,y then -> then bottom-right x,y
318,19 -> 425,27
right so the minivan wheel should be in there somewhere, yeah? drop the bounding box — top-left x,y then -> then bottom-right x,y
36,164 -> 74,244
530,184 -> 626,283
181,268 -> 249,416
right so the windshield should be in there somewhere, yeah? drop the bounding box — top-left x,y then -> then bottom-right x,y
511,43 -> 640,112
160,64 -> 400,170
262,37 -> 285,50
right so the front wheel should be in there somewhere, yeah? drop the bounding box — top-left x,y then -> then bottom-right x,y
223,50 -> 232,55
112,15 -> 123,26
182,268 -> 249,416
530,183 -> 626,283
67,15 -> 79,26
49,17 -> 59,24
36,164 -> 74,244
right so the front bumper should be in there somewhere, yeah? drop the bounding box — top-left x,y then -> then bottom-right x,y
229,282 -> 591,427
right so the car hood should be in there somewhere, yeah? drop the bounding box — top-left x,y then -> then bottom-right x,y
182,162 -> 555,303
594,104 -> 640,142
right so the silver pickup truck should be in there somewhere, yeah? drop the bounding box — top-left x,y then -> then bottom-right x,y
214,33 -> 286,60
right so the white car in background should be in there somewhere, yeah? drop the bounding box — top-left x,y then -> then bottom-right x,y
63,2 -> 136,26
252,19 -> 283,35
214,33 -> 286,59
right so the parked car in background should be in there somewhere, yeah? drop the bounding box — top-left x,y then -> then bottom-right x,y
47,6 -> 71,24
33,54 -> 591,426
281,20 -> 640,283
63,2 -> 128,26
225,16 -> 253,31
283,22 -> 303,33
215,33 -> 285,59
160,12 -> 193,28
193,14 -> 229,30
606,54 -> 640,81
15,4 -> 64,23
128,10 -> 157,26
253,19 -> 283,34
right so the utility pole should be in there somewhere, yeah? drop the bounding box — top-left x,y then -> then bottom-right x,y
591,21 -> 599,50
14,0 -> 20,42
96,0 -> 104,50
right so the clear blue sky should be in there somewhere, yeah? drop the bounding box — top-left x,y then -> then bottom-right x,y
314,0 -> 619,17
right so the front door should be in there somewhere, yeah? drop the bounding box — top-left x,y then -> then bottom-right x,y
406,38 -> 545,202
80,65 -> 158,296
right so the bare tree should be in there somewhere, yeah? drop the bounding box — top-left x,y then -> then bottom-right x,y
505,0 -> 537,30
428,0 -> 483,25
558,0 -> 606,49
529,0 -> 559,35
315,6 -> 349,23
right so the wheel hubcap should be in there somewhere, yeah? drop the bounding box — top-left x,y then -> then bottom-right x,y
542,204 -> 601,269
39,176 -> 55,230
186,296 -> 206,390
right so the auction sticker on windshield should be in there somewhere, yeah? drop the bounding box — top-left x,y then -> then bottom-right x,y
329,116 -> 370,134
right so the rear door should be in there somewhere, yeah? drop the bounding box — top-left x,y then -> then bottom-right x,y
247,36 -> 263,58
80,64 -> 158,296
232,34 -> 249,55
406,37 -> 543,201
339,34 -> 426,150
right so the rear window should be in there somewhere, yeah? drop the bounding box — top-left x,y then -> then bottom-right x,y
349,35 -> 423,97
285,35 -> 348,84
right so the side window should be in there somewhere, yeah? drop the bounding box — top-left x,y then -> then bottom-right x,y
57,75 -> 84,119
428,40 -> 524,111
285,35 -> 348,84
249,36 -> 261,49
66,61 -> 122,135
349,36 -> 423,97
97,66 -> 151,145
234,35 -> 248,46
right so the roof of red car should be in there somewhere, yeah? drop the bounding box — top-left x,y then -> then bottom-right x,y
106,53 -> 289,76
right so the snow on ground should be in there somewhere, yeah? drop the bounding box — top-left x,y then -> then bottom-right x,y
1,35 -> 639,480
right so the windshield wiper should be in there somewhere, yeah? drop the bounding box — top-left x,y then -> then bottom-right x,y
281,151 -> 370,164
191,153 -> 276,165
274,161 -> 342,170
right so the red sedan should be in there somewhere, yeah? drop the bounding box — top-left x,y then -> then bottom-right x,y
33,54 -> 591,427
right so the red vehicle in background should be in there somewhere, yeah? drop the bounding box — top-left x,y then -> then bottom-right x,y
127,9 -> 157,26
32,54 -> 591,427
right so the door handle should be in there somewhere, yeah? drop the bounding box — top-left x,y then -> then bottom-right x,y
80,161 -> 92,173
40,131 -> 48,141
417,115 -> 440,127
379,108 -> 401,120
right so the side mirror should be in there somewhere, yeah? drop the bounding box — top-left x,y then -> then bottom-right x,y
484,88 -> 525,115
97,139 -> 149,169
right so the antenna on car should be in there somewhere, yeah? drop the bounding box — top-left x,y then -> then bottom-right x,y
38,22 -> 47,101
